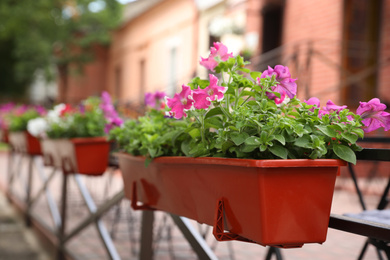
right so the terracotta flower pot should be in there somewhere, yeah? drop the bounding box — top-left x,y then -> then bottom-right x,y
0,129 -> 9,144
116,153 -> 346,248
41,137 -> 110,175
8,131 -> 42,155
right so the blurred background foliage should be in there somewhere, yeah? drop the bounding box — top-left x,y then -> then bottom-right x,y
0,0 -> 123,100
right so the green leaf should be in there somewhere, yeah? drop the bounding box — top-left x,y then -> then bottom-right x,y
241,144 -> 258,152
237,67 -> 250,73
333,144 -> 356,164
341,132 -> 358,144
293,124 -> 305,137
231,132 -> 249,146
250,71 -> 262,81
148,148 -> 157,158
269,144 -> 288,159
205,117 -> 223,129
260,144 -> 268,152
328,124 -> 344,132
273,134 -> 286,145
317,125 -> 338,138
221,140 -> 234,152
260,131 -> 268,143
351,128 -> 364,138
205,107 -> 223,118
240,90 -> 255,98
294,135 -> 311,148
245,136 -> 261,146
188,128 -> 200,139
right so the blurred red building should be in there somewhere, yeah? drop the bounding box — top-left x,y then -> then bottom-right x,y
58,0 -> 390,112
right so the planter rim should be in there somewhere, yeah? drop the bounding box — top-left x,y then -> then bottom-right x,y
115,152 -> 347,168
40,136 -> 108,144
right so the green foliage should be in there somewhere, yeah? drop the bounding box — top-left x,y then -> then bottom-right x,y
111,55 -> 366,164
109,110 -> 187,160
46,97 -> 106,138
8,109 -> 41,132
0,0 -> 123,96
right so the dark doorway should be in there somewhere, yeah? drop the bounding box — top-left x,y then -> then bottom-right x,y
342,0 -> 382,107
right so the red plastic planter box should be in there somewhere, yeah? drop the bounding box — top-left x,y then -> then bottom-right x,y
116,153 -> 346,248
0,129 -> 9,144
8,131 -> 42,155
41,137 -> 110,175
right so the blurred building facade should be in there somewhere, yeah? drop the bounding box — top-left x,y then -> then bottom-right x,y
58,0 -> 390,112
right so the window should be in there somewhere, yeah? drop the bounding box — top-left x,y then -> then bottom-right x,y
139,59 -> 146,104
167,47 -> 177,97
114,66 -> 121,100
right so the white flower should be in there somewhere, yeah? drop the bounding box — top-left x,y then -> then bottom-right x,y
47,103 -> 66,123
27,117 -> 49,137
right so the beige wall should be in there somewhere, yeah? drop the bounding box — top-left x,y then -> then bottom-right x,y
107,0 -> 198,104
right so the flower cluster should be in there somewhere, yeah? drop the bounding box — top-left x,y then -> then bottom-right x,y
112,42 -> 390,164
200,42 -> 233,72
100,91 -> 123,133
7,104 -> 47,132
0,102 -> 16,130
145,91 -> 166,110
27,92 -> 122,139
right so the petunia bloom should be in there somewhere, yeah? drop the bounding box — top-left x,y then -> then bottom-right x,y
356,98 -> 390,133
304,97 -> 320,108
60,104 -> 74,116
145,91 -> 167,110
192,74 -> 227,109
261,65 -> 297,100
200,42 -> 233,72
166,85 -> 194,119
317,100 -> 347,119
274,93 -> 286,105
100,91 -> 123,133
324,100 -> 347,113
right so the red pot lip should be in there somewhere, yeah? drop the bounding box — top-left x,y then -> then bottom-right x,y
40,136 -> 109,144
115,152 -> 347,168
70,136 -> 109,144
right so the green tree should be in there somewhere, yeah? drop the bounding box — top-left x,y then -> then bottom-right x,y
0,0 -> 123,102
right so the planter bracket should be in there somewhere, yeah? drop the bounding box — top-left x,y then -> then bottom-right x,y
213,198 -> 255,243
131,182 -> 155,211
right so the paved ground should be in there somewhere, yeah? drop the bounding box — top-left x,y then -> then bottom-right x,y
0,188 -> 51,260
0,149 -> 388,260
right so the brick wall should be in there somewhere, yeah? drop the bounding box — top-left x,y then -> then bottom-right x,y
378,0 -> 390,106
57,44 -> 109,104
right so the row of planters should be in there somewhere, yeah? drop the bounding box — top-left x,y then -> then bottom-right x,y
2,42 -> 390,248
0,94 -> 123,175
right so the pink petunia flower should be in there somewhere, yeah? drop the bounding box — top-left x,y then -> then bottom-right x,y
261,65 -> 297,100
274,93 -> 286,105
324,100 -> 347,113
200,42 -> 233,72
145,91 -> 167,110
304,97 -> 320,108
317,100 -> 347,119
192,74 -> 227,110
356,98 -> 390,133
166,85 -> 194,119
100,91 -> 123,133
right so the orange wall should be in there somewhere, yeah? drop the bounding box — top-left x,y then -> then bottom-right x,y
107,0 -> 198,104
